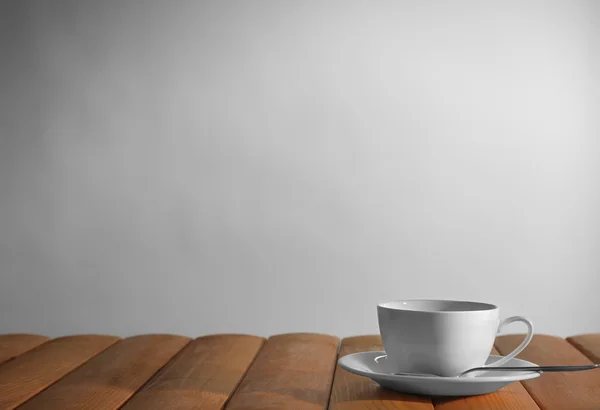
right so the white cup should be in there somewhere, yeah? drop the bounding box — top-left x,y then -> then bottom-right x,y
377,299 -> 533,377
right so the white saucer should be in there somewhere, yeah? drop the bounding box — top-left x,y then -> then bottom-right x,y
338,352 -> 541,396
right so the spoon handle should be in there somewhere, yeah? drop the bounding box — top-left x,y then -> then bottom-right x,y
463,363 -> 600,374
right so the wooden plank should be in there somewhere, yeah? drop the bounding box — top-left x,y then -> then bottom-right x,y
0,334 -> 119,409
496,334 -> 600,410
567,334 -> 600,363
224,333 -> 339,410
329,335 -> 433,410
0,334 -> 49,365
433,348 -> 539,410
18,334 -> 190,410
122,334 -> 265,410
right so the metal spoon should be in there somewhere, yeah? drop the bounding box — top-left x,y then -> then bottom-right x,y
392,363 -> 600,378
461,363 -> 600,375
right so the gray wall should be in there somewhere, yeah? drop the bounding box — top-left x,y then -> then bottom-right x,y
1,0 -> 598,338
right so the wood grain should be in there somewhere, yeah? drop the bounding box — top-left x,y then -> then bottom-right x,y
122,334 -> 265,410
0,334 -> 49,365
567,334 -> 600,363
18,334 -> 190,410
433,348 -> 539,410
329,335 -> 433,410
224,333 -> 339,410
496,334 -> 600,410
0,334 -> 119,409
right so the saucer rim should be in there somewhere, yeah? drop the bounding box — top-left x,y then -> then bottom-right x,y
338,351 -> 542,383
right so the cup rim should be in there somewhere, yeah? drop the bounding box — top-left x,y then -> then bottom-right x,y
377,299 -> 498,313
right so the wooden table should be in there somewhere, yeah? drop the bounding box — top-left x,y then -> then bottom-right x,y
0,332 -> 599,409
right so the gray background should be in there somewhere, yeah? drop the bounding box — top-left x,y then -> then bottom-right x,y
1,0 -> 599,338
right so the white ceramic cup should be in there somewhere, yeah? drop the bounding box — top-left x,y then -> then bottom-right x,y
377,299 -> 533,377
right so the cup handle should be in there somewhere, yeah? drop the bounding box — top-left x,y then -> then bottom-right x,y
487,315 -> 534,368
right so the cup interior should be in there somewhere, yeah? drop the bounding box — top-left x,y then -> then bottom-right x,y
378,299 -> 497,313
